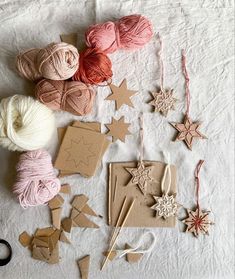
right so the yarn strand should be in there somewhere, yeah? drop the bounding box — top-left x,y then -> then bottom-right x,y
182,50 -> 190,116
139,112 -> 144,163
194,160 -> 204,211
157,33 -> 164,90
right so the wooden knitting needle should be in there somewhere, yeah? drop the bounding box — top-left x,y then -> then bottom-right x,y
101,198 -> 136,271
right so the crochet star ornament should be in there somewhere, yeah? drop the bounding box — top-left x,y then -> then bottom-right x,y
105,79 -> 137,110
149,88 -> 176,116
170,114 -> 207,150
151,193 -> 178,219
182,208 -> 214,237
125,162 -> 154,195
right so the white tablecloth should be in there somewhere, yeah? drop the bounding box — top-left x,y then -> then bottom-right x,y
0,1 -> 234,278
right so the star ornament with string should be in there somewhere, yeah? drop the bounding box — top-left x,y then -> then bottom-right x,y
151,193 -> 179,219
149,88 -> 177,116
170,114 -> 207,150
182,207 -> 214,237
125,162 -> 154,195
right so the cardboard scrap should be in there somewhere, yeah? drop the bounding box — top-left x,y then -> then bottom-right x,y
60,33 -> 78,47
61,218 -> 73,233
48,194 -> 64,209
72,195 -> 89,211
56,121 -> 110,177
60,183 -> 71,194
125,244 -> 143,263
102,250 -> 117,261
51,207 -> 62,230
105,116 -> 131,142
78,255 -> 90,279
19,227 -> 67,264
82,204 -> 98,217
73,212 -> 99,228
108,161 -> 177,227
19,231 -> 32,247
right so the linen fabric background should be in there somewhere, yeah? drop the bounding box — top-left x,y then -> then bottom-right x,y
0,0 -> 234,278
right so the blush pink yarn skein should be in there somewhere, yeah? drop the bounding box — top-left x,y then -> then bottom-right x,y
13,149 -> 61,209
36,42 -> 79,80
85,14 -> 153,53
35,79 -> 96,116
16,48 -> 42,81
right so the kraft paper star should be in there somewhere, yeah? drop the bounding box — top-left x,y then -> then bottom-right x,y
149,88 -> 177,116
105,117 -> 131,142
105,79 -> 137,110
65,138 -> 95,167
170,114 -> 207,150
182,208 -> 214,237
125,161 -> 154,195
151,193 -> 178,219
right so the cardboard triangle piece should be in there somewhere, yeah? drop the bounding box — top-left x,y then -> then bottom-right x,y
102,250 -> 117,261
82,204 -> 98,217
73,212 -> 99,228
51,207 -> 62,230
125,244 -> 143,263
78,255 -> 90,279
61,218 -> 73,233
60,184 -> 71,194
72,195 -> 89,211
48,195 -> 64,209
19,231 -> 32,247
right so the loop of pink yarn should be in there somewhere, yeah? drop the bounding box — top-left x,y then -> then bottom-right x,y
35,79 -> 96,116
85,14 -> 153,53
13,149 -> 61,208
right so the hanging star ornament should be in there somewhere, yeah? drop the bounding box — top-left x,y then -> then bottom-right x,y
170,114 -> 207,150
125,161 -> 154,195
105,116 -> 131,142
105,79 -> 137,110
182,207 -> 214,237
151,193 -> 179,219
149,88 -> 177,116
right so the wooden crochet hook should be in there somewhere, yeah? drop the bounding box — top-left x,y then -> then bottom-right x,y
101,198 -> 135,270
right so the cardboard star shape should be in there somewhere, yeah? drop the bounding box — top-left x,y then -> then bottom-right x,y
170,114 -> 207,150
182,208 -> 214,237
151,194 -> 178,219
149,88 -> 177,116
105,116 -> 131,142
105,79 -> 137,110
125,161 -> 154,195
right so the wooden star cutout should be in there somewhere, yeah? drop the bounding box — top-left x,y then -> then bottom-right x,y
105,79 -> 137,110
151,193 -> 179,219
125,161 -> 154,195
170,114 -> 207,150
182,207 -> 214,237
105,116 -> 131,142
149,88 -> 177,116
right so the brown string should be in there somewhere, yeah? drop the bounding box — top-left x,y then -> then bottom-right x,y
194,160 -> 204,210
139,112 -> 144,163
181,50 -> 190,116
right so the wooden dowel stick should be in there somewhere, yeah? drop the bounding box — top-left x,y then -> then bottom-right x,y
101,198 -> 135,270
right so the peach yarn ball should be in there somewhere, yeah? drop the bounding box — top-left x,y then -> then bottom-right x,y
16,48 -> 42,81
35,79 -> 96,116
36,42 -> 79,80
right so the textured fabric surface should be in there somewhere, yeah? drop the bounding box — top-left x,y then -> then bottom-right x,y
0,1 -> 234,279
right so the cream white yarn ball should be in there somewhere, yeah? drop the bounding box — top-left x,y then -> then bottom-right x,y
0,95 -> 55,151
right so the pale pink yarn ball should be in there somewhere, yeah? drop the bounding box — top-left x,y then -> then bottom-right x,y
85,14 -> 154,53
13,149 -> 61,208
36,42 -> 79,80
16,49 -> 42,81
35,79 -> 96,116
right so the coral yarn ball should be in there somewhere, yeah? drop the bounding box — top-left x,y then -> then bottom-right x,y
0,95 -> 55,151
36,42 -> 79,80
85,21 -> 118,54
16,48 -> 42,81
85,14 -> 153,54
72,48 -> 113,85
35,79 -> 96,116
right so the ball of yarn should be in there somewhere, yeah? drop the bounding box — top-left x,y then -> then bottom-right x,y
36,42 -> 79,80
35,79 -> 96,116
85,14 -> 153,53
16,49 -> 42,81
13,149 -> 61,208
72,48 -> 113,85
0,95 -> 55,151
